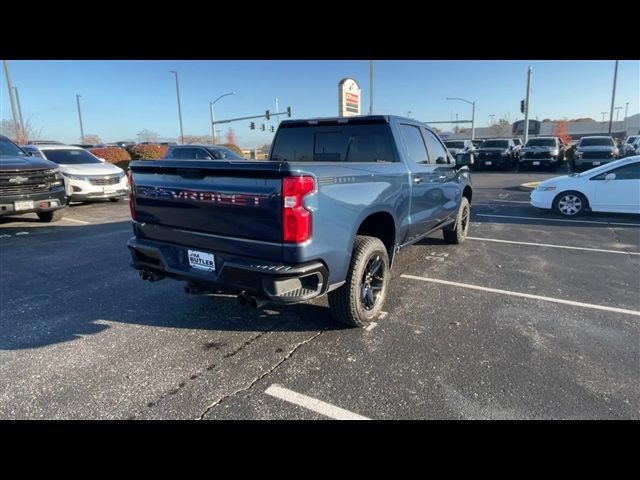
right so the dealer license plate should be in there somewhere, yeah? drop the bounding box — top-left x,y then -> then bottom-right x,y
593,162 -> 600,166
104,187 -> 117,194
533,161 -> 540,165
485,161 -> 492,166
14,200 -> 34,211
188,249 -> 215,272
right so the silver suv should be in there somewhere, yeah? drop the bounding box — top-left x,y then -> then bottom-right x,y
164,144 -> 245,161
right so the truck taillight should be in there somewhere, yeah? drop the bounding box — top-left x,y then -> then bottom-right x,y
127,170 -> 137,221
282,176 -> 315,243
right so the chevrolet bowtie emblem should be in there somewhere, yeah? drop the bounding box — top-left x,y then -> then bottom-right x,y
9,176 -> 29,184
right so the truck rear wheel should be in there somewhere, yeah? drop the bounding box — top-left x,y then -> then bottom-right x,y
37,209 -> 65,223
443,197 -> 470,244
328,235 -> 389,328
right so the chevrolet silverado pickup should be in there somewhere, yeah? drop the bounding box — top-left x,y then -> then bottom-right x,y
1,135 -> 67,222
127,115 -> 473,327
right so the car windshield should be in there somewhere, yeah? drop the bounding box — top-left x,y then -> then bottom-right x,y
580,138 -> 614,147
444,141 -> 465,149
625,136 -> 639,144
209,147 -> 243,160
42,149 -> 102,164
0,137 -> 28,157
482,140 -> 508,148
526,138 -> 556,147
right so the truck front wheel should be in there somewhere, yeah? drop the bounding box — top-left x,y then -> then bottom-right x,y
328,235 -> 390,328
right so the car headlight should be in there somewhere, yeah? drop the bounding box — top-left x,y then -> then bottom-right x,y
576,151 -> 583,157
62,172 -> 89,181
551,149 -> 559,156
501,151 -> 509,156
536,185 -> 557,191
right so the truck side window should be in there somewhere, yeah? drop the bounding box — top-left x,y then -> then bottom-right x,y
399,124 -> 429,164
423,129 -> 450,165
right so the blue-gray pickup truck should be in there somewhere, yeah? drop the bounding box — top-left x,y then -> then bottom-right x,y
127,115 -> 473,327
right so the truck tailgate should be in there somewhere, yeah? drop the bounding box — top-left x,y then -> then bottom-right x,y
130,160 -> 284,250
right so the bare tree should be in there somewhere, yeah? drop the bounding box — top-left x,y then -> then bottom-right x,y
83,134 -> 102,144
490,118 -> 511,137
1,117 -> 43,143
137,129 -> 159,143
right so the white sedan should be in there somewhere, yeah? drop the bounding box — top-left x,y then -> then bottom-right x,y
530,156 -> 640,216
21,144 -> 129,202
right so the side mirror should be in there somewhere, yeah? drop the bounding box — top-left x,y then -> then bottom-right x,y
605,172 -> 616,181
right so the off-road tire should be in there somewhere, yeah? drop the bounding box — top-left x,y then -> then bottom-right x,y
443,197 -> 470,244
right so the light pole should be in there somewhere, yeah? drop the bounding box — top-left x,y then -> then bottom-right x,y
275,97 -> 280,125
608,60 -> 618,135
614,106 -> 623,122
489,114 -> 495,125
12,86 -> 25,138
624,102 -> 630,132
209,91 -> 235,144
407,110 -> 413,118
76,94 -> 85,144
369,60 -> 374,115
170,70 -> 184,144
446,97 -> 476,140
601,111 -> 607,131
3,60 -> 21,141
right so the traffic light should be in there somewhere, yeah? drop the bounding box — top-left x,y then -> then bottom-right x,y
265,110 -> 270,121
249,122 -> 255,130
270,125 -> 275,133
520,100 -> 525,114
286,106 -> 292,117
261,124 -> 265,131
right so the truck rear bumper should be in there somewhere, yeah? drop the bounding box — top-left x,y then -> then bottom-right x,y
127,237 -> 329,304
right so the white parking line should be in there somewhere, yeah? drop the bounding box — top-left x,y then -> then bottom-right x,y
491,199 -> 530,204
63,218 -> 91,224
400,274 -> 640,317
467,236 -> 640,256
264,384 -> 371,420
474,213 -> 640,227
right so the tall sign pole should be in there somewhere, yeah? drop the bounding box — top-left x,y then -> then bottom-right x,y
369,61 -> 374,115
608,60 -> 618,136
338,78 -> 361,117
523,66 -> 533,144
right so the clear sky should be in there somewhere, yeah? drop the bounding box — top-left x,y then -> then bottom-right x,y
1,60 -> 638,148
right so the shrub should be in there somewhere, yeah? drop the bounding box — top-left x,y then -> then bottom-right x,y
222,143 -> 243,157
127,144 -> 168,160
89,146 -> 131,163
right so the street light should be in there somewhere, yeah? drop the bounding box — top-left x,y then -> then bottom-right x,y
76,94 -> 85,144
170,70 -> 184,144
210,91 -> 235,144
446,97 -> 476,140
12,86 -> 25,138
614,106 -> 623,122
407,110 -> 413,118
489,114 -> 495,125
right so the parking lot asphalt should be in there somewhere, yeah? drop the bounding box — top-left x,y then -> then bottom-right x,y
1,168 -> 639,419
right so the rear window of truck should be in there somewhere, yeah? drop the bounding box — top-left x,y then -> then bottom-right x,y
270,123 -> 397,162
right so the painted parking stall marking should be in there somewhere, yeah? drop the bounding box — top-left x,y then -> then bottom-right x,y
467,236 -> 640,256
264,384 -> 371,420
401,274 -> 640,317
474,213 -> 640,227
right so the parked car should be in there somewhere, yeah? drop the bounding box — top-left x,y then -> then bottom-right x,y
530,156 -> 640,216
0,135 -> 67,222
474,138 -> 518,169
164,144 -> 245,160
27,140 -> 65,145
21,144 -> 129,203
573,136 -> 619,171
127,115 -> 473,327
444,139 -> 475,156
620,135 -> 640,157
471,139 -> 484,150
518,136 -> 565,170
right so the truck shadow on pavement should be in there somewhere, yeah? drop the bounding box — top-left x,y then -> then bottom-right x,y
0,221 -> 346,350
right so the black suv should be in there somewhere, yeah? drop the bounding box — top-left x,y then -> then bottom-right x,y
0,135 -> 67,222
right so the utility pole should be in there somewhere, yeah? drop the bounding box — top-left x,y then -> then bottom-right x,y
523,66 -> 533,144
369,60 -> 374,115
170,70 -> 184,144
76,94 -> 85,144
12,86 -> 25,138
608,60 -> 618,135
3,60 -> 21,141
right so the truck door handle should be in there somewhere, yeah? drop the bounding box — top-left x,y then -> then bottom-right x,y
413,177 -> 423,184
